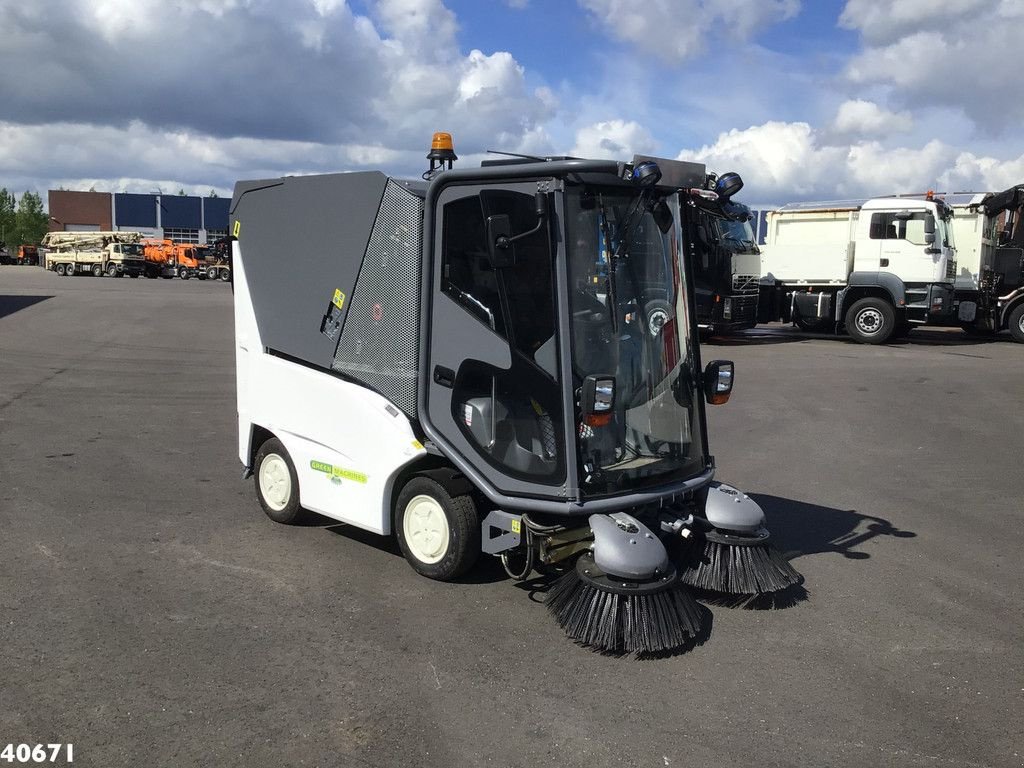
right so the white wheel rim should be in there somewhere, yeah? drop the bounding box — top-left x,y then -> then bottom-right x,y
856,308 -> 883,335
258,454 -> 292,511
1018,313 -> 1024,334
402,494 -> 450,564
648,309 -> 668,337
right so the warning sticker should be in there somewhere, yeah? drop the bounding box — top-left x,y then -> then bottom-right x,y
310,459 -> 367,484
232,220 -> 241,237
463,404 -> 473,427
332,289 -> 346,310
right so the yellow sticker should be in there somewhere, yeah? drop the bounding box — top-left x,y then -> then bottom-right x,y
332,289 -> 346,310
310,459 -> 367,484
232,220 -> 241,237
511,518 -> 521,534
411,440 -> 424,451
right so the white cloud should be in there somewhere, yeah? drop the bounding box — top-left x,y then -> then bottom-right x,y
840,0 -> 1024,133
832,99 -> 913,137
570,120 -> 657,159
579,0 -> 800,62
672,120 -> 1024,204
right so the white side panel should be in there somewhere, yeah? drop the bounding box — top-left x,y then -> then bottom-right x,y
247,355 -> 426,534
233,244 -> 426,536
760,243 -> 852,283
950,207 -> 989,290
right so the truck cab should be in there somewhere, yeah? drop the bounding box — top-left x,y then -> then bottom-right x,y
691,199 -> 760,335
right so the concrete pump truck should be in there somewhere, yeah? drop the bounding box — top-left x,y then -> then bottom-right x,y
230,136 -> 801,655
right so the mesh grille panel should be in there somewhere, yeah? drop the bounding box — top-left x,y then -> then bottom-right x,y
333,181 -> 423,416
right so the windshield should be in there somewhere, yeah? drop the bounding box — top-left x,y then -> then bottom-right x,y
714,216 -> 756,247
122,244 -> 143,257
566,187 -> 706,497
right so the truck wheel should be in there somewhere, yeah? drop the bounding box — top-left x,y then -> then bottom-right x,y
64,264 -> 75,276
220,268 -> 230,282
92,264 -> 103,277
106,263 -> 118,277
395,477 -> 479,581
207,266 -> 218,280
644,299 -> 672,337
254,438 -> 303,524
845,297 -> 895,344
55,263 -> 66,276
180,269 -> 191,280
1008,304 -> 1024,344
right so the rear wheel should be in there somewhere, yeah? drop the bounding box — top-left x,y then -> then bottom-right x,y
219,268 -> 230,282
207,266 -> 218,280
1008,303 -> 1024,344
395,477 -> 479,581
253,438 -> 302,524
55,263 -> 66,276
845,297 -> 895,344
91,264 -> 103,277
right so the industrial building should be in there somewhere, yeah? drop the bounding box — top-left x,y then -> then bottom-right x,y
48,190 -> 230,244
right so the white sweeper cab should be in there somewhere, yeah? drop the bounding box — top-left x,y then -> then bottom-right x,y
230,134 -> 802,655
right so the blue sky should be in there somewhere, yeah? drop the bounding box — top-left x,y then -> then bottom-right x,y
1,0 -> 1022,206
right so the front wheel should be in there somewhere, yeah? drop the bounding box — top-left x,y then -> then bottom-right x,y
253,438 -> 303,524
395,477 -> 479,581
1008,303 -> 1024,344
106,263 -> 118,277
845,297 -> 895,344
92,264 -> 103,277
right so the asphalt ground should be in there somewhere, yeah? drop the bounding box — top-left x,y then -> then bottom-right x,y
1,265 -> 1022,768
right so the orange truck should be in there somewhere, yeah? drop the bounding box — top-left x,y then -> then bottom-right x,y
142,239 -> 209,279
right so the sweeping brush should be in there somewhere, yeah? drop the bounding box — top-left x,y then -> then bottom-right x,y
547,553 -> 704,655
678,528 -> 802,595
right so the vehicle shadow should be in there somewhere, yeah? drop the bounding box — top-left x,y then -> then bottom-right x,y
705,325 -> 1012,348
0,294 -> 53,320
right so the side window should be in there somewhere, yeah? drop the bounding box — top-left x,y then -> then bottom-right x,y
869,212 -> 931,245
438,188 -> 564,484
441,196 -> 505,334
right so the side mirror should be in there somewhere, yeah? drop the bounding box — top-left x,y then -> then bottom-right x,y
924,232 -> 936,244
486,214 -> 515,268
581,374 -> 615,426
924,215 -> 936,235
703,360 -> 734,405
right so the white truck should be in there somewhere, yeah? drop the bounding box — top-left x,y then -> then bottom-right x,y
41,231 -> 146,278
757,196 -> 958,343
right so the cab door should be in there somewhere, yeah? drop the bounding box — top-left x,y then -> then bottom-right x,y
424,182 -> 570,500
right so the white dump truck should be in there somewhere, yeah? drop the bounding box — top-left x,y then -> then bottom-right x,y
757,195 -> 958,343
42,231 -> 146,278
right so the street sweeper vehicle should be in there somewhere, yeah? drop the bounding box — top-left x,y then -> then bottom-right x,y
230,135 -> 802,655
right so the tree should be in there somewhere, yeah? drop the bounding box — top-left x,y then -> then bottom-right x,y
207,189 -> 218,198
0,188 -> 15,247
13,191 -> 48,245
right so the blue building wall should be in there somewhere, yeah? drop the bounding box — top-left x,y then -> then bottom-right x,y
203,197 -> 229,230
160,195 -> 202,229
114,193 -> 157,227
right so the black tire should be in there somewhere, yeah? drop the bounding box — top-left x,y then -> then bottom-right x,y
1008,303 -> 1024,344
91,264 -> 103,277
845,297 -> 895,344
179,268 -> 191,280
643,299 -> 673,338
253,438 -> 303,524
106,263 -> 118,277
207,266 -> 218,280
394,477 -> 479,581
55,263 -> 66,276
220,268 -> 230,282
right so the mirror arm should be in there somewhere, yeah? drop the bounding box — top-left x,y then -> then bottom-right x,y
495,212 -> 547,249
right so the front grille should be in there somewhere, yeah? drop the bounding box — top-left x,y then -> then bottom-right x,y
726,293 -> 758,322
732,274 -> 760,293
946,259 -> 957,279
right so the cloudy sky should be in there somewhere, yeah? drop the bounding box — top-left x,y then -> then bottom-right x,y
1,0 -> 1022,207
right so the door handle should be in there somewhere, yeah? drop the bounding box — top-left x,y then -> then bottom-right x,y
433,365 -> 455,388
